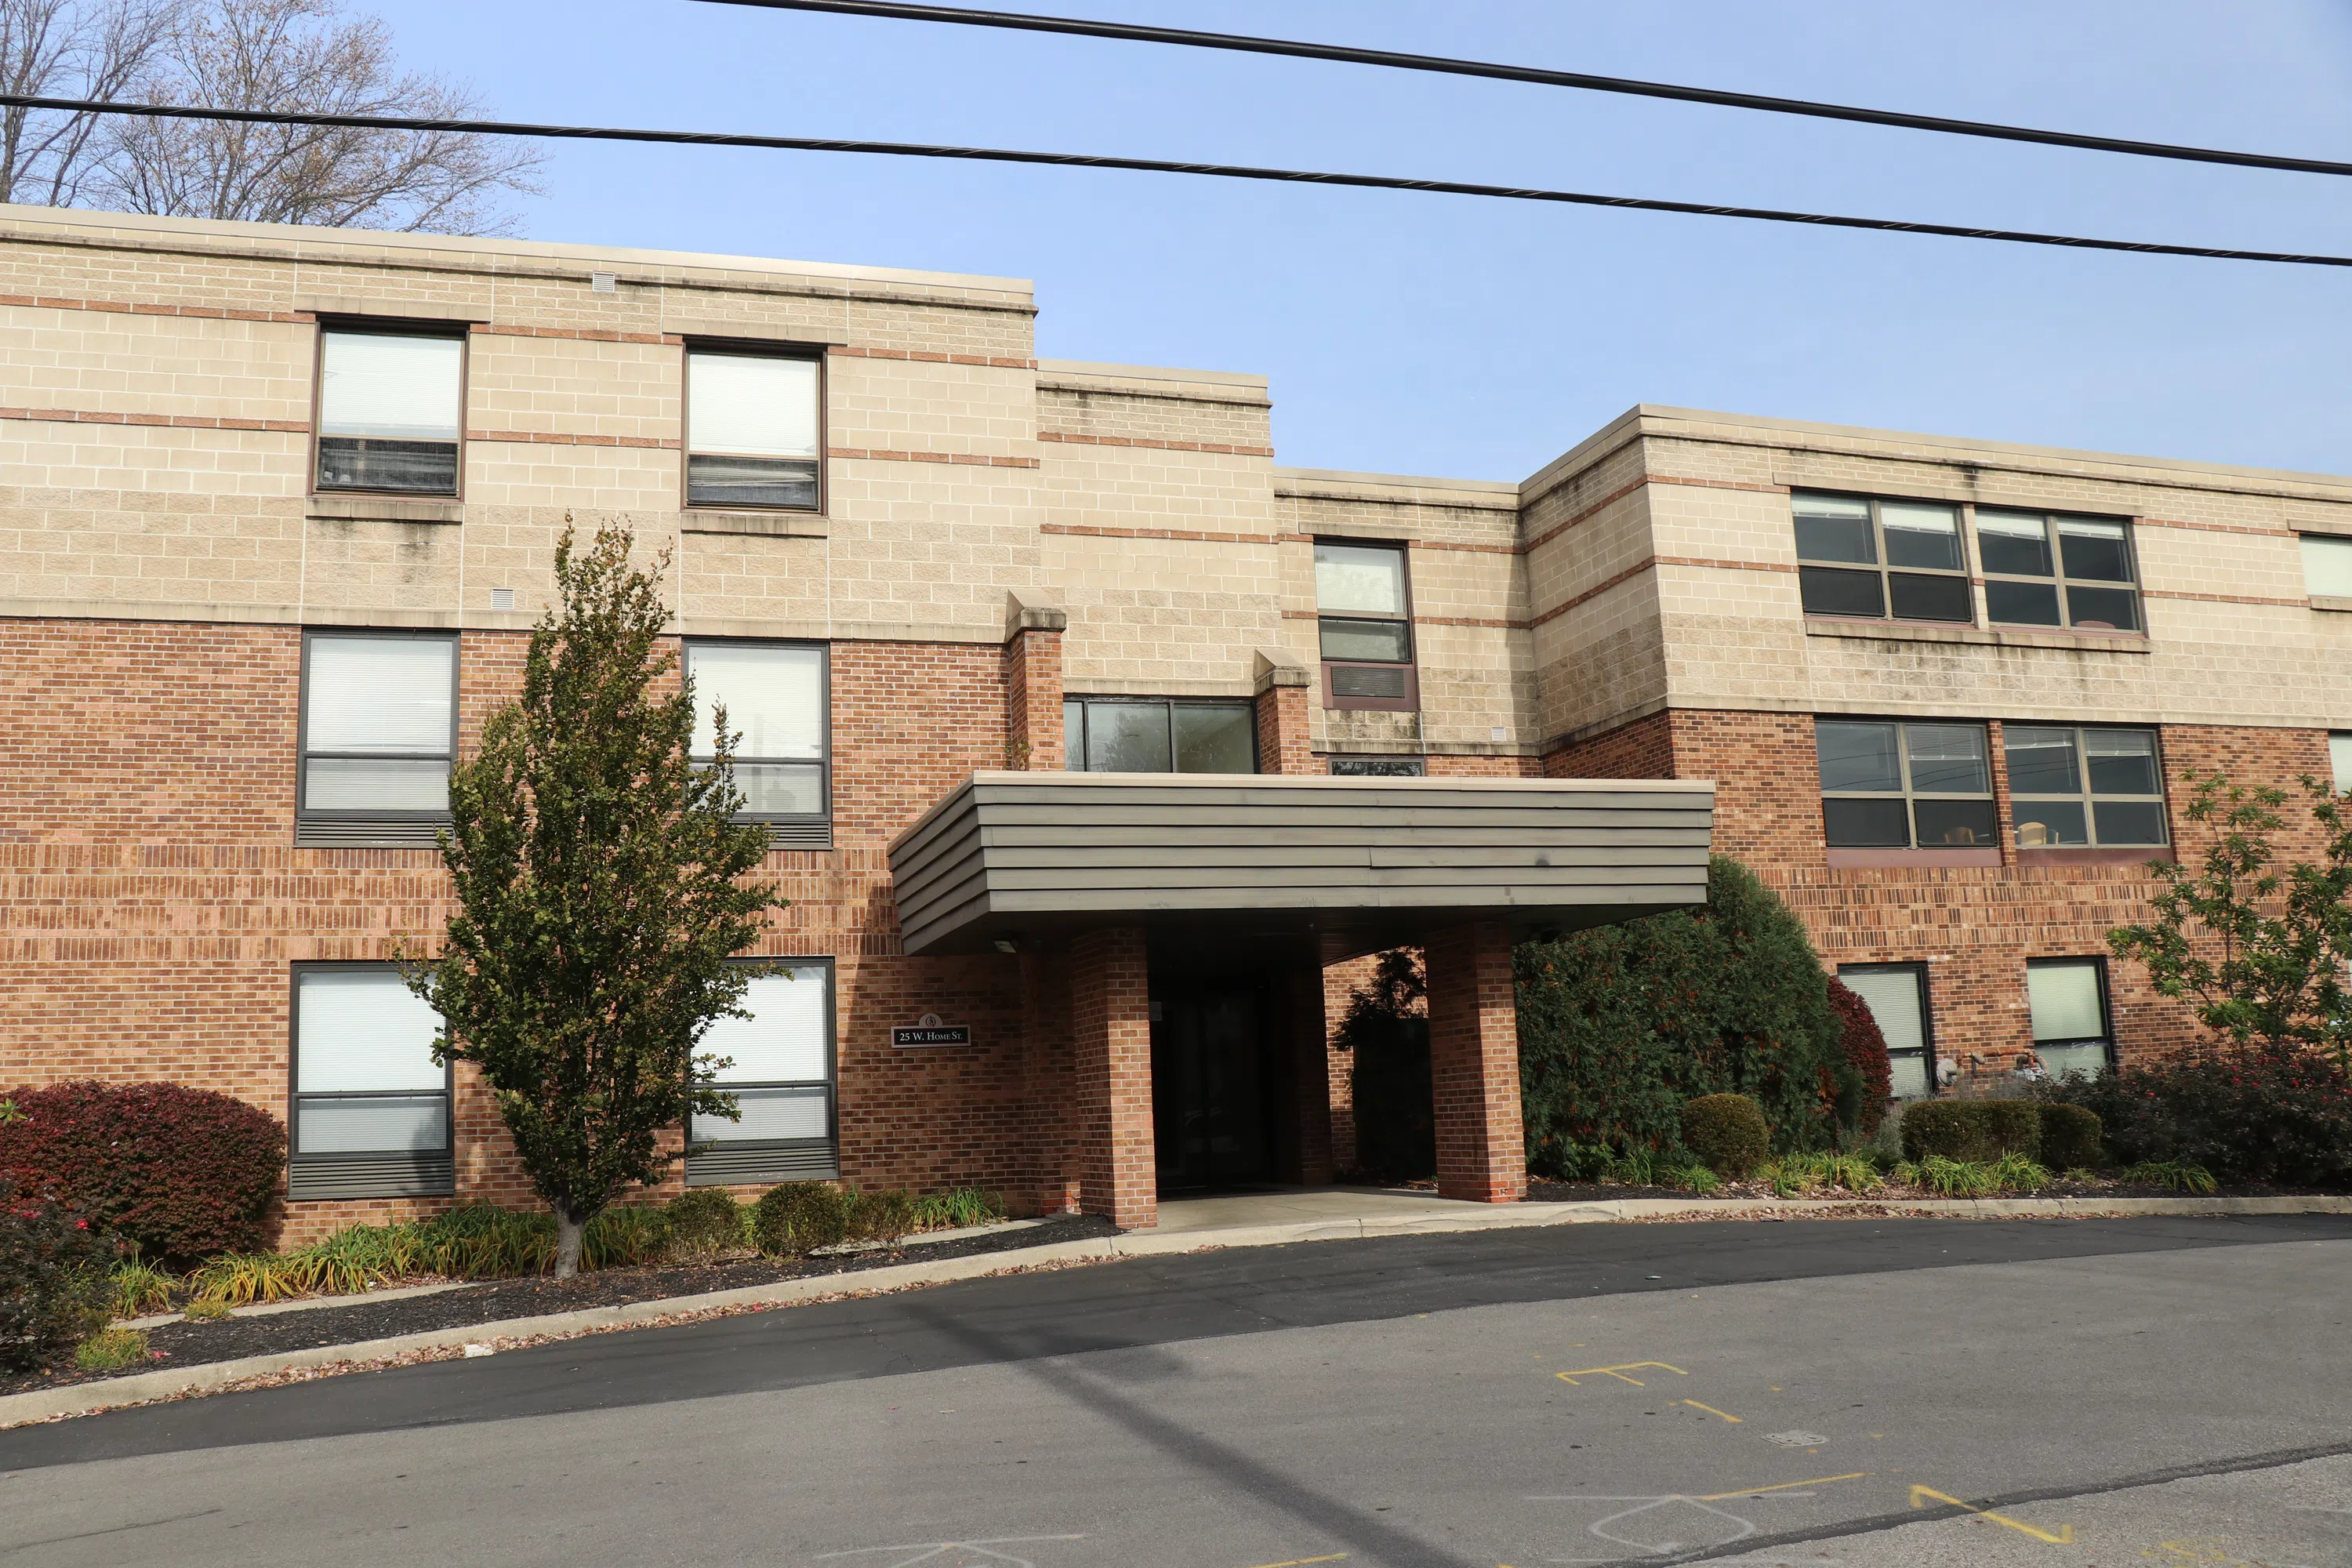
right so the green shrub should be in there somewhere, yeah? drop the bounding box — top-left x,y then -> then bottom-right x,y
2036,1104 -> 2103,1170
2038,1047 -> 2352,1189
2123,1160 -> 2220,1196
1,1178 -> 114,1371
1899,1099 -> 2042,1163
74,1327 -> 151,1371
1519,855 -> 1860,1176
751,1182 -> 852,1258
1338,951 -> 1436,1181
1680,1094 -> 1769,1178
662,1190 -> 743,1261
848,1189 -> 916,1247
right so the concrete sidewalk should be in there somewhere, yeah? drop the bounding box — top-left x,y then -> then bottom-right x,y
9,1189 -> 2349,1429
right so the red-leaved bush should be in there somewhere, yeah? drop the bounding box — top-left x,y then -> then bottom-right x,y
1825,978 -> 1895,1136
0,1082 -> 285,1261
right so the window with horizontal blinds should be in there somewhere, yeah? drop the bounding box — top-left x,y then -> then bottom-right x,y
315,329 -> 463,495
1840,963 -> 1934,1099
1817,720 -> 1995,849
289,967 -> 452,1200
2332,733 -> 2352,797
1977,509 -> 2143,632
2005,725 -> 2169,848
686,641 -> 829,838
298,633 -> 456,843
2028,959 -> 2112,1081
687,961 -> 837,1185
686,350 -> 821,510
2303,535 -> 2352,599
1315,539 -> 1417,710
1794,492 -> 1972,624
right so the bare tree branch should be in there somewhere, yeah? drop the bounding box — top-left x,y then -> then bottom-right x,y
0,0 -> 169,206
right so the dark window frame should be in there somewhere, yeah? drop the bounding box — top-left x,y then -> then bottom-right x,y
1313,536 -> 1420,713
1062,696 -> 1261,775
681,337 -> 829,516
1793,490 -> 1974,626
683,637 -> 833,848
1328,755 -> 1427,777
310,318 -> 470,500
2332,731 -> 2352,797
1838,960 -> 1938,1100
2304,533 -> 2352,601
295,627 -> 459,847
1817,717 -> 1998,851
684,955 -> 839,1187
1976,507 -> 2146,633
286,960 -> 456,1200
2004,723 -> 2170,850
2027,955 -> 2116,1079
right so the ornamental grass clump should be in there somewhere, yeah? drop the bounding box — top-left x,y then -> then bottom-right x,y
187,1202 -> 673,1306
2122,1160 -> 2220,1196
909,1186 -> 1007,1231
74,1327 -> 151,1372
1679,1094 -> 1770,1178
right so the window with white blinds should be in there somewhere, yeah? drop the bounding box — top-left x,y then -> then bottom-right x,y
2028,960 -> 2113,1082
289,967 -> 453,1199
685,350 -> 822,510
686,641 -> 829,833
1840,963 -> 1935,1099
299,633 -> 456,841
687,961 -> 837,1185
315,328 -> 464,495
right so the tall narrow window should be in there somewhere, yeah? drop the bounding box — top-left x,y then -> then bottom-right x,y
1977,510 -> 2143,632
2005,725 -> 2169,848
1062,698 -> 1256,773
1315,539 -> 1417,710
289,966 -> 453,1200
2302,535 -> 2352,601
1793,492 -> 1971,623
298,632 -> 456,847
2332,732 -> 2352,797
687,961 -> 836,1185
685,348 -> 822,510
1817,720 -> 1995,849
1840,964 -> 1935,1099
315,328 -> 463,495
2028,959 -> 2113,1081
687,641 -> 829,847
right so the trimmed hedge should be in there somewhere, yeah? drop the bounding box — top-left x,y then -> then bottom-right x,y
0,1081 -> 284,1262
2036,1104 -> 2104,1170
1825,978 -> 1895,1136
750,1183 -> 915,1258
1899,1099 -> 2043,1163
1,1177 -> 114,1372
662,1189 -> 744,1260
1680,1094 -> 1769,1178
1517,855 -> 1860,1174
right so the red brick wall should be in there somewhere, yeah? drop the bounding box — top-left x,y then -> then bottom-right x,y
1256,683 -> 1313,774
1424,920 -> 1526,1203
1002,626 -> 1064,771
1069,925 -> 1154,1229
1545,705 -> 2339,1075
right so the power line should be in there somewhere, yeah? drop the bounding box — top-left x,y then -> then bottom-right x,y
695,0 -> 2352,180
5,93 -> 2347,269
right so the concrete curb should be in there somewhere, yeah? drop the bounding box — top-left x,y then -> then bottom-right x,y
12,1192 -> 2348,1428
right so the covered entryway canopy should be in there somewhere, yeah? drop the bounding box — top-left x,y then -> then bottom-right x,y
887,772 -> 1715,960
885,771 -> 1715,1232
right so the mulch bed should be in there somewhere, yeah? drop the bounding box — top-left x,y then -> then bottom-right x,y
3,1215 -> 1116,1399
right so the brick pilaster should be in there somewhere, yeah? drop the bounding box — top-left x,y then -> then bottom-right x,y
1284,959 -> 1335,1184
1253,647 -> 1315,775
1424,920 -> 1527,1203
1070,926 -> 1156,1229
1004,590 -> 1068,770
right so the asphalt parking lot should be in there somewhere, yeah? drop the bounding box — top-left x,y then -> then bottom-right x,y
5,1215 -> 2350,1566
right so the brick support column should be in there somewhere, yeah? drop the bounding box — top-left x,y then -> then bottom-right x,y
1004,590 -> 1068,770
1284,959 -> 1335,1185
1253,647 -> 1315,775
1424,920 -> 1527,1203
1070,926 -> 1156,1229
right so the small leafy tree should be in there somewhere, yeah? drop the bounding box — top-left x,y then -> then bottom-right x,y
2108,771 -> 2352,1065
408,523 -> 782,1276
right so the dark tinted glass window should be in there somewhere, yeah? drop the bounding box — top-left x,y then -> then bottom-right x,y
1980,509 -> 2142,633
1817,719 -> 1995,850
1793,493 -> 1969,625
2005,726 -> 2167,848
1065,699 -> 1255,775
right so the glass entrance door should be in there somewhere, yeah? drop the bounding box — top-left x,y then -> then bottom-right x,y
1151,984 -> 1270,1190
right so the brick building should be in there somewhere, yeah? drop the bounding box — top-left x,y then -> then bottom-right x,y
3,205 -> 2348,1239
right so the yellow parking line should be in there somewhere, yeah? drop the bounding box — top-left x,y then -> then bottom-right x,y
1701,1472 -> 1872,1501
1682,1399 -> 1743,1423
1909,1485 -> 2074,1544
1555,1361 -> 1688,1386
1247,1555 -> 1348,1568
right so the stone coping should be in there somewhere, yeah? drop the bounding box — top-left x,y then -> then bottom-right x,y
9,1193 -> 2347,1430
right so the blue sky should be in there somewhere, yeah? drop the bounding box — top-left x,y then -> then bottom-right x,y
380,0 -> 2352,483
